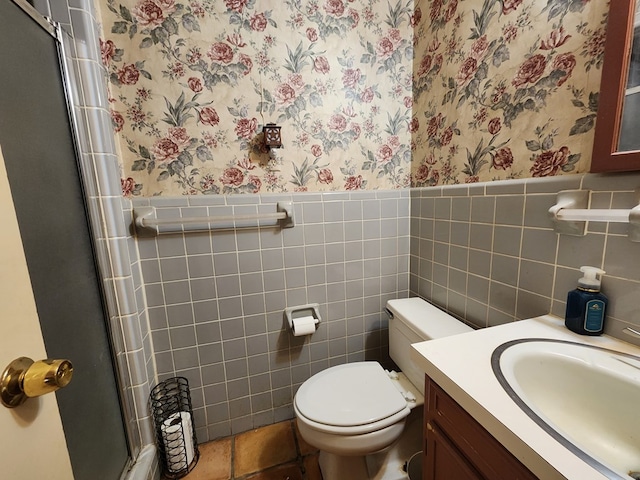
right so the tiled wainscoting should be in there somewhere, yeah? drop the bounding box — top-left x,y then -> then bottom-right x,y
410,173 -> 640,343
132,190 -> 410,442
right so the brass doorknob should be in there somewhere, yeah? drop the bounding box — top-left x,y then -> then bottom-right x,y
1,357 -> 74,408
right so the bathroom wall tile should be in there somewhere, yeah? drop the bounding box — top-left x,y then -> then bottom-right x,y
282,223 -> 305,246
448,269 -> 467,294
525,174 -> 583,193
324,223 -> 344,243
467,274 -> 490,303
435,197 -> 452,219
449,246 -> 468,272
324,201 -> 344,222
450,222 -> 470,247
155,351 -> 174,374
603,236 -> 640,283
242,294 -> 266,316
363,220 -> 382,240
284,246 -> 305,268
491,254 -> 519,286
173,347 -> 200,370
451,197 -> 471,222
470,196 -> 495,224
582,172 -> 640,191
489,282 -> 517,315
152,329 -> 171,352
465,299 -> 488,328
213,230 -> 240,252
240,273 -> 264,295
303,202 -> 324,223
196,321 -> 222,345
521,228 -> 558,263
493,226 -> 522,257
141,259 -> 161,283
218,297 -> 243,319
523,194 -> 557,229
495,195 -> 525,226
191,300 -> 218,323
518,260 -> 554,297
304,224 -> 325,245
556,233 -> 606,269
487,307 -> 514,327
433,242 -> 450,265
163,280 -> 191,305
169,326 -> 197,349
516,290 -> 552,320
216,275 -> 241,298
434,220 -> 450,243
469,223 -> 493,251
237,251 -> 262,274
419,217 -> 434,240
166,303 -> 193,327
486,179 -> 526,195
261,248 -> 284,271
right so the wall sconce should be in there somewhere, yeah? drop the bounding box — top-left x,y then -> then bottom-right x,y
263,123 -> 282,150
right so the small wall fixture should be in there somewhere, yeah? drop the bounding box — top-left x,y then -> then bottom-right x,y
549,189 -> 640,241
263,123 -> 282,149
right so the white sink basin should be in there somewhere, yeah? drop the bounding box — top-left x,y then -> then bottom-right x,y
493,339 -> 640,480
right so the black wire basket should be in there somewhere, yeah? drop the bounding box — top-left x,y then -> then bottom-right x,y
150,377 -> 199,478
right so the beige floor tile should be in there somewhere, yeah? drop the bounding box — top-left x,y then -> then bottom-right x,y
244,462 -> 304,480
303,454 -> 323,480
234,421 -> 298,477
183,438 -> 232,480
293,420 -> 318,457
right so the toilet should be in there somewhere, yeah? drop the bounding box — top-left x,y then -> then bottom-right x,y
294,297 -> 472,480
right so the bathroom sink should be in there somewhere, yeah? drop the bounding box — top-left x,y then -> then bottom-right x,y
492,339 -> 640,480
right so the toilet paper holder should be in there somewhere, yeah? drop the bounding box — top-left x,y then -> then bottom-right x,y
284,303 -> 321,332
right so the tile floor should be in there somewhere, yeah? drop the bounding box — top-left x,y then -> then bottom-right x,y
178,420 -> 322,480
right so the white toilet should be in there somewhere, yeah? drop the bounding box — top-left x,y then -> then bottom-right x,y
294,297 -> 472,480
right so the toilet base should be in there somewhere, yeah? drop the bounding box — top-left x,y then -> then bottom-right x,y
317,408 -> 423,480
319,450 -> 370,480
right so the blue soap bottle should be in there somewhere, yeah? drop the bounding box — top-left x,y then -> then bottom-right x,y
565,266 -> 608,336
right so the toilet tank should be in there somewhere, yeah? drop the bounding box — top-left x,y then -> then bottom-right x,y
386,298 -> 472,394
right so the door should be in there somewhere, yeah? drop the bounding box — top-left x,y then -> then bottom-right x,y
0,2 -> 130,479
0,145 -> 74,480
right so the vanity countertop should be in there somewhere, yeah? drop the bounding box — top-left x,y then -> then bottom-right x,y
410,314 -> 640,480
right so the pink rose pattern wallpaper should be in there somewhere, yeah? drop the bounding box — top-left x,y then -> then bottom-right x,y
411,0 -> 608,185
100,0 -> 415,196
99,0 -> 608,195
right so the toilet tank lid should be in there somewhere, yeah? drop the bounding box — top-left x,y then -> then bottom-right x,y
386,298 -> 472,339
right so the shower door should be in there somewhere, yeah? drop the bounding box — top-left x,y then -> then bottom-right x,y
0,2 -> 130,479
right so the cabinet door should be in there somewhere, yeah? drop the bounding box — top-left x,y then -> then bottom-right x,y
425,421 -> 483,480
425,376 -> 538,480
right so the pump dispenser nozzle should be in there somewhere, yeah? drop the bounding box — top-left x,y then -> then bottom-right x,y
578,266 -> 605,291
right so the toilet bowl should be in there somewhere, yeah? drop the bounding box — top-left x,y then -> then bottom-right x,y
294,297 -> 472,480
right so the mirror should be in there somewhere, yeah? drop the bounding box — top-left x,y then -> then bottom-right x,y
591,0 -> 640,172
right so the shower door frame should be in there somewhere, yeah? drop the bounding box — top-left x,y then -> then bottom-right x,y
9,0 -> 153,475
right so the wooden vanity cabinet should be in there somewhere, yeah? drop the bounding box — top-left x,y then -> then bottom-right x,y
424,376 -> 537,480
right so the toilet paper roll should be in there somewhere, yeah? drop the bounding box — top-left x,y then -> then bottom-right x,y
161,411 -> 195,473
292,315 -> 317,336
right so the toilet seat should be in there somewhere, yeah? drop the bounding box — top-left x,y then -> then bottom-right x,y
294,362 -> 411,435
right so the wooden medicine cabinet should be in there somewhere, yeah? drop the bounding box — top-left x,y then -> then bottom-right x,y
591,0 -> 640,172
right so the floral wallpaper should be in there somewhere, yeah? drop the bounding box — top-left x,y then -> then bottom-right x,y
99,0 -> 609,195
99,0 -> 415,196
411,0 -> 609,185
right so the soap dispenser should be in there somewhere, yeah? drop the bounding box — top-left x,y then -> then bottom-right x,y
565,266 -> 608,335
